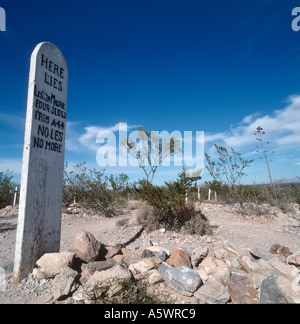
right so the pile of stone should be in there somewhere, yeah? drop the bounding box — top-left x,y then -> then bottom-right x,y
7,230 -> 300,304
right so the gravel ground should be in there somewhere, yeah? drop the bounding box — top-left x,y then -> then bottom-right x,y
0,201 -> 299,304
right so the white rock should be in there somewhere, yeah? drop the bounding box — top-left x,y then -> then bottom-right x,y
51,267 -> 79,300
197,256 -> 231,285
36,252 -> 75,279
128,257 -> 162,276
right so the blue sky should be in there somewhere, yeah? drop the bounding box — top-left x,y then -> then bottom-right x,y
1,0 -> 300,185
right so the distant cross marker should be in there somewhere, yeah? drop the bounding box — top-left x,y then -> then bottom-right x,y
9,187 -> 19,206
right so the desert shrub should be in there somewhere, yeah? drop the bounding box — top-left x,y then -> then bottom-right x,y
63,162 -> 133,216
136,180 -> 212,234
205,180 -> 300,213
86,277 -> 166,304
138,168 -> 200,211
0,171 -> 15,209
83,168 -> 117,217
136,204 -> 163,232
137,203 -> 212,235
127,200 -> 142,210
183,208 -> 213,235
135,169 -> 211,234
63,162 -> 90,207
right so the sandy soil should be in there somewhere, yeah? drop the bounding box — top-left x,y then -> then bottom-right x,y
0,201 -> 299,304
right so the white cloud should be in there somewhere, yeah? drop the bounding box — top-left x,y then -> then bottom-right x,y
204,132 -> 227,144
66,122 -> 138,153
79,124 -> 122,152
205,95 -> 300,152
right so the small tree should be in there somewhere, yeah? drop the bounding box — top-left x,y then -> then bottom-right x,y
165,167 -> 201,196
107,173 -> 130,194
205,144 -> 253,189
121,127 -> 182,183
137,169 -> 210,234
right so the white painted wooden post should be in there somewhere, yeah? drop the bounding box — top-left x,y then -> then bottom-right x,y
14,43 -> 68,282
13,187 -> 18,206
9,187 -> 20,206
197,188 -> 200,201
208,189 -> 211,201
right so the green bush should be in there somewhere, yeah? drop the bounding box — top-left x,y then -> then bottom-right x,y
136,169 -> 211,235
63,162 -> 133,216
205,180 -> 300,212
0,171 -> 15,209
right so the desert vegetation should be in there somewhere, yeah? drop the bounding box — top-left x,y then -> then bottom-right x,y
0,171 -> 17,209
1,140 -> 300,228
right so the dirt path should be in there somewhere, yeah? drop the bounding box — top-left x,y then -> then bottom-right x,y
1,202 -> 299,265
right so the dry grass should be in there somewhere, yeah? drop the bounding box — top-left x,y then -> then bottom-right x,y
127,200 -> 143,210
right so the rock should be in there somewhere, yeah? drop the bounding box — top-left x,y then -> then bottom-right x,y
142,246 -> 169,261
161,245 -> 177,255
250,249 -> 282,262
194,280 -> 230,304
260,275 -> 300,304
159,264 -> 202,296
71,230 -> 103,263
158,261 -> 173,275
268,257 -> 298,278
103,245 -> 122,259
241,256 -> 259,272
233,202 -> 241,210
238,248 -> 253,259
277,246 -> 291,258
237,258 -> 251,273
113,255 -> 123,263
213,245 -> 239,259
197,256 -> 231,285
148,270 -> 164,285
51,267 -> 79,300
228,275 -> 259,304
85,262 -> 132,297
86,262 -> 131,286
80,259 -> 116,284
191,246 -> 209,267
122,249 -> 144,267
87,259 -> 117,273
142,249 -> 155,259
247,269 -> 281,289
287,252 -> 300,267
269,244 -> 291,257
36,252 -> 76,279
0,259 -> 14,274
214,245 -> 240,268
128,257 -> 162,276
168,248 -> 191,268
